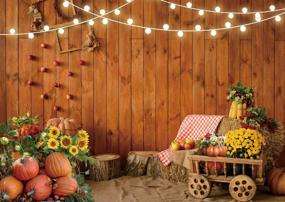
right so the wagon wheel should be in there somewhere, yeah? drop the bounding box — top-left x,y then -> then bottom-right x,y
229,175 -> 256,202
188,175 -> 211,199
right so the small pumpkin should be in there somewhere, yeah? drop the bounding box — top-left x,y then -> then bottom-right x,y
25,174 -> 52,201
45,117 -> 79,135
45,152 -> 72,178
13,157 -> 39,181
0,176 -> 23,200
206,145 -> 215,157
53,176 -> 78,196
268,167 -> 285,195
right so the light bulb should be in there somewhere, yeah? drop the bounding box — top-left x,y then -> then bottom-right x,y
63,0 -> 69,8
114,9 -> 121,15
126,0 -> 133,2
83,5 -> 90,12
242,7 -> 248,14
163,24 -> 169,31
58,28 -> 64,34
240,25 -> 246,32
145,28 -> 151,34
102,18 -> 108,25
215,6 -> 221,12
195,24 -> 201,31
186,2 -> 192,8
228,13 -> 234,19
88,20 -> 94,26
127,18 -> 133,25
170,3 -> 176,10
177,31 -> 184,37
269,5 -> 276,11
28,33 -> 34,39
43,25 -> 50,31
275,15 -> 281,22
100,9 -> 106,15
255,13 -> 261,22
9,28 -> 16,34
210,30 -> 217,36
198,10 -> 204,16
225,21 -> 231,28
73,18 -> 79,24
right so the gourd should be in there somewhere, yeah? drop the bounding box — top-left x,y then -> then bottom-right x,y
25,175 -> 52,201
0,176 -> 23,200
45,152 -> 72,178
45,117 -> 78,135
53,176 -> 78,196
13,157 -> 39,181
268,167 -> 285,195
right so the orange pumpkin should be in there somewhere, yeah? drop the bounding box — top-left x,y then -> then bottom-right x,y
268,167 -> 285,195
13,157 -> 39,181
45,152 -> 72,178
0,176 -> 23,200
25,174 -> 52,201
53,176 -> 78,197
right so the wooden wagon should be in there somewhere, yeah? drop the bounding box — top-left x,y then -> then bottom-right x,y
188,154 -> 265,202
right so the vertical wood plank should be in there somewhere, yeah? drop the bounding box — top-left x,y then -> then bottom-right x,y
0,0 -> 6,122
240,40 -> 252,86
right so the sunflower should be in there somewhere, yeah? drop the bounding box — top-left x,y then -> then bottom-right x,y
60,135 -> 72,149
78,130 -> 89,139
77,138 -> 89,151
47,138 -> 59,150
49,126 -> 60,138
69,146 -> 79,156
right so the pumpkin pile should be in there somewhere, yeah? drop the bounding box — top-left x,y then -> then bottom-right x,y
0,153 -> 78,201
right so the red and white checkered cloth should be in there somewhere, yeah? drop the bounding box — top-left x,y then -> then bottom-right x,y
158,114 -> 224,166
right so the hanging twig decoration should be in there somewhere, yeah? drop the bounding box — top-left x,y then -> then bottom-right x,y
82,28 -> 100,52
27,0 -> 45,31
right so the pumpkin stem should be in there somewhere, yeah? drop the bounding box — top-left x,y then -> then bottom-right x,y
1,192 -> 9,200
26,189 -> 35,196
20,158 -> 27,164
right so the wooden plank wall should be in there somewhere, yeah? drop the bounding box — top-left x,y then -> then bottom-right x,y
1,0 -> 285,160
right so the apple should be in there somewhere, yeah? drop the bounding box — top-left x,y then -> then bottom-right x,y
179,140 -> 185,150
185,138 -> 195,149
184,143 -> 192,150
170,141 -> 181,151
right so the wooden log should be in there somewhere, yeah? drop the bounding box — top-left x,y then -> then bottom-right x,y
125,151 -> 158,176
88,154 -> 121,181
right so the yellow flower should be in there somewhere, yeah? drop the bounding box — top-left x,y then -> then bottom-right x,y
49,126 -> 60,138
78,130 -> 89,139
47,138 -> 59,150
60,136 -> 72,149
69,146 -> 79,156
77,138 -> 89,151
36,141 -> 44,148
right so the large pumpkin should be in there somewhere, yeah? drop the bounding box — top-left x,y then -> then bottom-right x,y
13,157 -> 39,181
0,176 -> 23,200
53,176 -> 78,197
45,152 -> 72,178
45,117 -> 79,135
25,174 -> 52,201
268,167 -> 285,195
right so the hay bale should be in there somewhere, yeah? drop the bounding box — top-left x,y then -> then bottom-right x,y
158,161 -> 188,184
216,117 -> 241,135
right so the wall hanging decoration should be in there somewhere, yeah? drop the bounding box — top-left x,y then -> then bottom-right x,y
27,0 -> 45,31
54,0 -> 77,20
82,28 -> 99,52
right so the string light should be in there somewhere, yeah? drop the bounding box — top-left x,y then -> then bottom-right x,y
126,0 -> 133,2
99,9 -> 106,15
255,12 -> 261,22
275,15 -> 282,22
163,24 -> 169,30
186,2 -> 192,8
225,21 -> 231,28
88,20 -> 94,26
240,25 -> 246,32
28,32 -> 35,39
170,3 -> 176,10
177,30 -> 184,37
83,5 -> 90,12
228,13 -> 234,19
269,5 -> 276,11
210,29 -> 217,36
145,28 -> 151,34
58,28 -> 64,34
127,18 -> 133,25
242,7 -> 248,14
102,18 -> 109,25
195,24 -> 201,31
73,18 -> 80,25
9,28 -> 16,34
63,0 -> 69,8
114,9 -> 121,15
43,25 -> 50,31
198,10 -> 205,16
215,6 -> 221,12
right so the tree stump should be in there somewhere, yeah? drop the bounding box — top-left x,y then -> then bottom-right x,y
88,154 -> 121,181
125,151 -> 159,176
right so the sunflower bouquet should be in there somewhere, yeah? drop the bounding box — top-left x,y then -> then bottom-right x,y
225,128 -> 265,159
